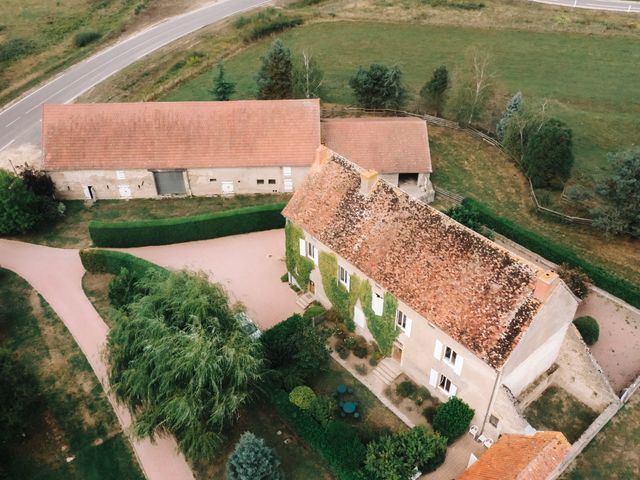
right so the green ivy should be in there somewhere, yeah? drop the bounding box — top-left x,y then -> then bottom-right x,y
285,222 -> 315,291
319,251 -> 398,353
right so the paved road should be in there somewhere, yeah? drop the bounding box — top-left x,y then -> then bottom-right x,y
530,0 -> 640,13
0,239 -> 195,480
0,0 -> 269,151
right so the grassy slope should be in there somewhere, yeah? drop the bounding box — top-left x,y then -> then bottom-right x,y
163,20 -> 640,187
0,268 -> 143,480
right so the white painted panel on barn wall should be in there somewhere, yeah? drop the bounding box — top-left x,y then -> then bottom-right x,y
282,166 -> 292,177
221,181 -> 234,194
118,185 -> 131,198
284,179 -> 293,192
116,170 -> 126,180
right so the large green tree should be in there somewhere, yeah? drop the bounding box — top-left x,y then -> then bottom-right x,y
0,170 -> 44,235
593,148 -> 640,237
210,64 -> 236,101
349,64 -> 407,110
256,39 -> 293,100
522,118 -> 574,188
419,65 -> 449,116
226,432 -> 285,480
107,271 -> 263,460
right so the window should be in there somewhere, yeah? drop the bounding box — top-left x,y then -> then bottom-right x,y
282,166 -> 292,177
257,179 -> 265,185
434,340 -> 464,375
438,373 -> 457,396
209,178 -> 217,182
396,309 -> 407,330
338,265 -> 350,290
444,346 -> 458,366
268,179 -> 276,184
489,415 -> 499,428
306,242 -> 318,265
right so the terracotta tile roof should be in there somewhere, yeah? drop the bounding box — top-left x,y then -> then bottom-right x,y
321,117 -> 431,174
42,100 -> 320,171
458,432 -> 571,480
283,151 -> 542,368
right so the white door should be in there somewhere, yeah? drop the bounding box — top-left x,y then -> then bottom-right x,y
354,304 -> 366,329
118,185 -> 131,198
221,181 -> 234,194
283,179 -> 293,192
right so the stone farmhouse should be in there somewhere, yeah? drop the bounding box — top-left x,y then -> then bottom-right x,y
41,99 -> 434,201
282,148 -> 579,442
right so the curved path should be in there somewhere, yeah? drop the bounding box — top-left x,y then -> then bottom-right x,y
0,0 -> 269,150
530,0 -> 640,13
0,239 -> 194,480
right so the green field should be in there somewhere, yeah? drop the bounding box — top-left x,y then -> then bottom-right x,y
164,21 -> 640,188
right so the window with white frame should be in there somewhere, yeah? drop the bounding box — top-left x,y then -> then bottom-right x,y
443,346 -> 458,367
433,339 -> 464,376
438,373 -> 457,396
338,265 -> 350,290
396,309 -> 407,330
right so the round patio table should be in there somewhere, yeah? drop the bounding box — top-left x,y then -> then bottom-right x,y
342,402 -> 357,414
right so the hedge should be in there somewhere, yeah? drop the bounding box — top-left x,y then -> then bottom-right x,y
463,198 -> 640,309
89,203 -> 286,248
79,249 -> 167,278
268,388 -> 366,480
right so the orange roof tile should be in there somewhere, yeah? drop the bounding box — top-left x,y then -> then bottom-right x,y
321,117 -> 431,174
42,100 -> 320,171
283,152 -> 542,368
459,432 -> 571,480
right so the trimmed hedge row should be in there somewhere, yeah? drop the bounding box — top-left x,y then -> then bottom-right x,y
79,249 -> 167,278
269,388 -> 366,480
463,198 -> 640,308
89,203 -> 287,248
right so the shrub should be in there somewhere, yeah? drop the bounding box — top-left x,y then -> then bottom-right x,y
280,273 -> 289,282
462,198 -> 640,309
0,38 -> 36,63
79,249 -> 167,277
309,395 -> 336,427
74,30 -> 102,48
423,405 -> 439,424
351,335 -> 369,358
413,386 -> 432,406
0,170 -> 44,235
19,167 -> 55,197
574,316 -> 599,345
433,397 -> 475,444
335,342 -> 350,359
89,202 -> 286,247
289,386 -> 316,410
227,432 -> 284,480
364,426 -> 447,480
445,203 -> 494,239
396,380 -> 418,398
355,364 -> 368,375
246,16 -> 303,42
557,263 -> 591,300
368,356 -> 379,367
303,303 -> 326,322
108,267 -> 143,310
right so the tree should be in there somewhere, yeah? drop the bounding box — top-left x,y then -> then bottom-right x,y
107,270 -> 263,460
502,99 -> 549,163
260,313 -> 330,389
227,432 -> 285,480
364,426 -> 447,480
19,166 -> 55,197
496,91 -> 523,141
573,316 -> 599,346
210,64 -> 236,101
445,203 -> 494,239
0,170 -> 44,235
432,397 -> 475,444
349,64 -> 408,110
522,118 -> 574,189
108,267 -> 145,310
593,148 -> 640,238
449,49 -> 495,126
256,39 -> 293,100
293,50 -> 324,99
0,349 -> 42,447
557,263 -> 590,300
419,65 -> 449,116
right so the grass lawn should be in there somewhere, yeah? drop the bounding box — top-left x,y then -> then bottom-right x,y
563,392 -> 640,480
15,193 -> 291,248
163,20 -> 640,189
0,268 -> 143,480
524,386 -> 598,444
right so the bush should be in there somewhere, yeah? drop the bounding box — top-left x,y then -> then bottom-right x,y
355,364 -> 368,375
289,386 -> 316,410
303,303 -> 326,322
108,267 -> 143,310
74,30 -> 102,48
0,170 -> 45,235
79,249 -> 167,277
557,263 -> 590,300
335,342 -> 350,359
246,16 -> 303,42
396,380 -> 418,398
89,202 -> 286,247
423,405 -> 439,424
413,386 -> 432,406
574,316 -> 599,345
280,273 -> 289,282
0,38 -> 36,63
463,198 -> 640,309
226,432 -> 284,480
309,395 -> 336,427
433,397 -> 475,444
19,168 -> 55,198
269,388 -> 366,480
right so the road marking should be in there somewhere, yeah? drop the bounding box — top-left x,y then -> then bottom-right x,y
0,139 -> 16,152
6,117 -> 20,127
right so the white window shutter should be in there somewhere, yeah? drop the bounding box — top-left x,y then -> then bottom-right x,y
313,248 -> 319,266
299,239 -> 306,257
450,383 -> 458,397
433,339 -> 443,360
372,294 -> 383,316
345,273 -> 350,292
429,369 -> 438,387
404,316 -> 412,337
454,356 -> 464,376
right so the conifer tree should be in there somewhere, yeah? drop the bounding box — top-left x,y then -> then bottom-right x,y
210,64 -> 236,101
227,432 -> 285,480
419,65 -> 449,116
256,39 -> 293,100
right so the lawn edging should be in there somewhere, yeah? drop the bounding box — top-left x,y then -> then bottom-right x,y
464,198 -> 640,309
88,202 -> 287,247
79,249 -> 168,277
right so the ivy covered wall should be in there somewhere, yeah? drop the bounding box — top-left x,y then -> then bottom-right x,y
285,222 -> 315,291
319,251 -> 398,356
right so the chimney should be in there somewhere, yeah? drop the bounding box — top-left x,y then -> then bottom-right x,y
534,270 -> 558,302
359,169 -> 379,196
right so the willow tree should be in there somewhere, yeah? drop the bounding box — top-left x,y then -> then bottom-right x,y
107,270 -> 263,460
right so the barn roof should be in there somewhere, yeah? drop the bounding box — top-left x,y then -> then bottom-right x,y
321,117 -> 431,174
283,151 -> 545,368
42,100 -> 321,171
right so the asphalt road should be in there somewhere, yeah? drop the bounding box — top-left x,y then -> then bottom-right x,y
531,0 -> 640,13
0,0 -> 269,151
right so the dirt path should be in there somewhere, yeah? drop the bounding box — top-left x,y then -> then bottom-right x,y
0,239 -> 194,480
